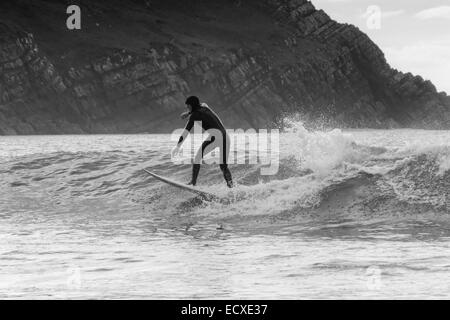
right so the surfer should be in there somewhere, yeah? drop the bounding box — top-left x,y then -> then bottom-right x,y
172,96 -> 234,188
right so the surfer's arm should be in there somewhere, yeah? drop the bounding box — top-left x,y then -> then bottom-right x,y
180,111 -> 191,120
172,118 -> 193,158
177,117 -> 194,146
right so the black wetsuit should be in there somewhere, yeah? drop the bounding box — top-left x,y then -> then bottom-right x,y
178,104 -> 233,187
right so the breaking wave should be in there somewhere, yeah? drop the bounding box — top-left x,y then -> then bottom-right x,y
1,127 -> 449,227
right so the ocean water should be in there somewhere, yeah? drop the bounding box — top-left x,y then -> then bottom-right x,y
0,128 -> 449,299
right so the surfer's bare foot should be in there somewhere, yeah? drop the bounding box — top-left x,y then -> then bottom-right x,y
226,180 -> 234,188
187,180 -> 196,186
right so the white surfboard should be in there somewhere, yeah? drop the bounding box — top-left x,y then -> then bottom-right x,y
143,169 -> 222,202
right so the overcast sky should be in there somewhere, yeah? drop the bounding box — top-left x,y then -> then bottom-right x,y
313,0 -> 450,93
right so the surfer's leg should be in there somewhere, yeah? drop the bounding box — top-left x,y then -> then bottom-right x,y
220,133 -> 233,188
191,137 -> 214,186
220,164 -> 233,188
190,164 -> 200,186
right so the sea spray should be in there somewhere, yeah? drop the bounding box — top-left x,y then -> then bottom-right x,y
280,119 -> 360,175
438,152 -> 450,176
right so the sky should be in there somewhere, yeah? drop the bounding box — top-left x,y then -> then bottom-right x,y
313,0 -> 450,93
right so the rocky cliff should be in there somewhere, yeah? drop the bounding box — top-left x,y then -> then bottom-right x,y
0,0 -> 449,134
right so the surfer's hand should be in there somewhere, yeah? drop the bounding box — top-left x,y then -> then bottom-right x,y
180,111 -> 190,119
171,145 -> 180,158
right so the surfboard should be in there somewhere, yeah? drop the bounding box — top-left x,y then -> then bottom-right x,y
143,169 -> 221,202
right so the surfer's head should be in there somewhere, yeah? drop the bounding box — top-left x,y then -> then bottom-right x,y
185,96 -> 201,112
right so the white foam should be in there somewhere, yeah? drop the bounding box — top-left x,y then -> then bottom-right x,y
438,153 -> 450,176
282,121 -> 362,176
196,175 -> 327,218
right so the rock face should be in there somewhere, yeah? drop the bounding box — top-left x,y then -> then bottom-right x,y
0,0 -> 449,134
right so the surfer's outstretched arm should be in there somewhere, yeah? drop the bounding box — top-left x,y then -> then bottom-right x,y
177,116 -> 194,146
172,116 -> 194,157
180,111 -> 191,119
176,130 -> 188,147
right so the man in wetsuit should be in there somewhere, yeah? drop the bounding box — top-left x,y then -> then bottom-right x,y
172,96 -> 234,188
